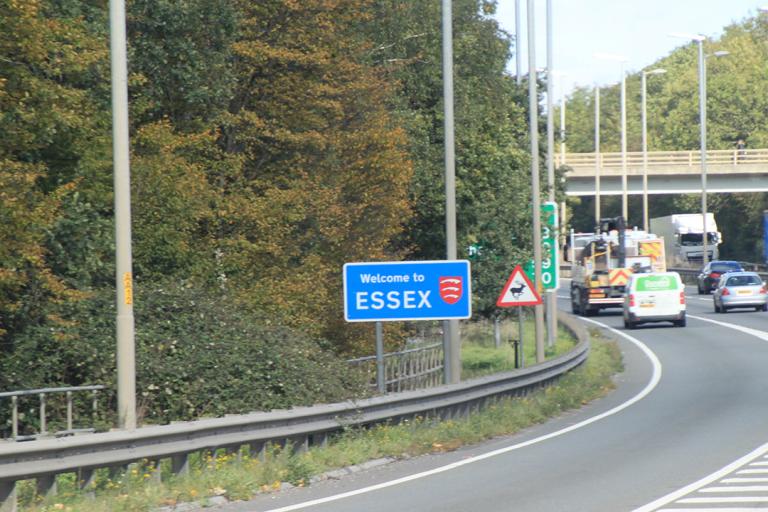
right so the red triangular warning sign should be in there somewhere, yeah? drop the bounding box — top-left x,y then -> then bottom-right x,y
497,265 -> 543,307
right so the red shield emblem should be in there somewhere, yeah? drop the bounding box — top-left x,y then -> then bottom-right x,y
439,276 -> 463,304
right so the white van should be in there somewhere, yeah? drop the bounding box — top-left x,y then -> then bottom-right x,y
623,272 -> 686,329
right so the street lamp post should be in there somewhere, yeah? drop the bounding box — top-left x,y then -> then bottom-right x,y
641,68 -> 667,233
670,33 -> 728,266
515,0 -> 522,85
442,0 -> 460,383
527,0 -> 545,363
545,0 -> 556,350
594,53 -> 629,221
594,84 -> 601,226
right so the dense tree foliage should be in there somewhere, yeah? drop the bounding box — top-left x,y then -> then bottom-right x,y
561,13 -> 768,261
0,0 -> 541,423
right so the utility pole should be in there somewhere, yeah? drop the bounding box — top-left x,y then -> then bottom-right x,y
110,0 -> 136,430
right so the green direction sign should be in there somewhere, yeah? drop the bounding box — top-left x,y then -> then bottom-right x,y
525,202 -> 559,291
541,202 -> 559,290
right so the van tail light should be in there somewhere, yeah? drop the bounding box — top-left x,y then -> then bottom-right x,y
629,294 -> 635,307
761,286 -> 767,294
721,288 -> 730,296
680,291 -> 686,305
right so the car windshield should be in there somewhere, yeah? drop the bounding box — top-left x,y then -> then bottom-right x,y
711,262 -> 741,272
726,275 -> 762,287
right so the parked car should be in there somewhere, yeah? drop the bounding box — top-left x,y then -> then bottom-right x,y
713,271 -> 768,313
696,260 -> 743,294
623,272 -> 686,329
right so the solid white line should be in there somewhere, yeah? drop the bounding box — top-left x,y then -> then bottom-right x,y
262,318 -> 663,512
657,509 -> 768,512
722,478 -> 768,483
678,497 -> 768,503
633,443 -> 768,511
634,315 -> 768,512
737,469 -> 768,474
687,314 -> 768,342
701,485 -> 768,492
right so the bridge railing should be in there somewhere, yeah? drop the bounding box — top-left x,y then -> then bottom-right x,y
557,148 -> 768,170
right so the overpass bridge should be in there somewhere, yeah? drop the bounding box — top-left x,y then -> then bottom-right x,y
560,148 -> 768,196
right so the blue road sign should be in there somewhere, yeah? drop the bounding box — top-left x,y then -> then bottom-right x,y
343,260 -> 471,322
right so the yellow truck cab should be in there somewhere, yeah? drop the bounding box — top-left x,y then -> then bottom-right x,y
623,272 -> 686,329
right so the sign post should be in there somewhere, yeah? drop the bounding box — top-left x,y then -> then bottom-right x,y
344,260 -> 471,389
542,201 -> 559,349
497,265 -> 543,369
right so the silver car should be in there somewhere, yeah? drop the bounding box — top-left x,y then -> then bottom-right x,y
713,271 -> 768,313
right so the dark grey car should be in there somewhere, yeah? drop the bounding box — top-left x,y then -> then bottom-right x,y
696,260 -> 743,294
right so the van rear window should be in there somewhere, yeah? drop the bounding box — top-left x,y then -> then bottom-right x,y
635,275 -> 678,292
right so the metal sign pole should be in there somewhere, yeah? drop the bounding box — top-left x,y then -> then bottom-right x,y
375,322 -> 385,394
518,307 -> 525,368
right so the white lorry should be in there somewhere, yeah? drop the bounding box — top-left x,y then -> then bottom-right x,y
649,213 -> 721,267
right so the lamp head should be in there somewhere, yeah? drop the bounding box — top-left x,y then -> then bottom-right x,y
711,50 -> 730,58
645,68 -> 667,76
669,32 -> 706,42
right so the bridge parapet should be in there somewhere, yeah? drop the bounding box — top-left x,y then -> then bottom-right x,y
558,148 -> 768,177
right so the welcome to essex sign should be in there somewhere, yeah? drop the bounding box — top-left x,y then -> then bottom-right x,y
343,260 -> 471,322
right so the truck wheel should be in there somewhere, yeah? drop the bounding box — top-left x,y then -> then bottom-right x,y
674,313 -> 686,327
571,289 -> 581,315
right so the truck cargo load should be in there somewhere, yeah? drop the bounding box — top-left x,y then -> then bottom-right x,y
569,217 -> 666,316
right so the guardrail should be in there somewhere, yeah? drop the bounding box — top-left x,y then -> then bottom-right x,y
556,148 -> 768,169
669,266 -> 768,286
347,343 -> 443,392
0,314 -> 589,510
0,386 -> 105,442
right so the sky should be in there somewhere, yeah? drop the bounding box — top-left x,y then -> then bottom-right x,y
493,0 -> 767,100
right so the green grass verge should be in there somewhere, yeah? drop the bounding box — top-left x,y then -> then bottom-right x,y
21,328 -> 622,512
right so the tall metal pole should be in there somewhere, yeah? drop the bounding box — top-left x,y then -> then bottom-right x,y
641,72 -> 649,233
594,85 -> 601,225
515,0 -> 522,86
545,0 -> 556,349
620,62 -> 628,221
641,68 -> 666,234
110,0 -> 136,431
698,39 -> 709,267
442,0 -> 460,384
527,0 -> 545,363
560,91 -> 566,163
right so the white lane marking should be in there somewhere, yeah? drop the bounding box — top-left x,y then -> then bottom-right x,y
634,315 -> 768,512
678,497 -> 768,504
684,295 -> 712,302
722,478 -> 768,483
700,485 -> 768,492
687,315 -> 768,342
262,319 -> 663,512
657,509 -> 768,512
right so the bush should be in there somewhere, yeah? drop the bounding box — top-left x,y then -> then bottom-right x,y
1,280 -> 367,430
